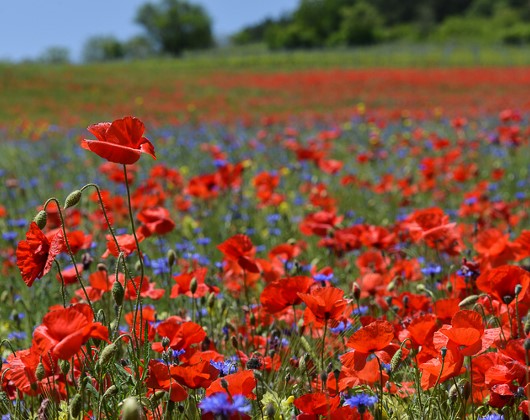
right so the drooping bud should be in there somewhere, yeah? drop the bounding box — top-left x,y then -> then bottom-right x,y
33,210 -> 47,230
161,336 -> 170,349
70,393 -> 83,418
64,190 -> 82,209
515,284 -> 523,297
98,343 -> 118,369
390,348 -> 403,372
458,295 -> 480,308
352,282 -> 361,301
112,281 -> 125,306
103,385 -> 118,399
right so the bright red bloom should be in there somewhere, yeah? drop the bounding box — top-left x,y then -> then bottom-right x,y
345,320 -> 395,370
217,234 -> 260,273
294,392 -> 340,416
476,265 -> 530,305
152,318 -> 206,353
146,360 -> 188,402
206,370 -> 257,399
32,304 -> 109,360
298,286 -> 348,326
137,206 -> 175,237
16,222 -> 64,287
260,276 -> 314,314
81,116 -> 156,165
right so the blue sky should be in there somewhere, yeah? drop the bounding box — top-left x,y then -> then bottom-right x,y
0,0 -> 298,62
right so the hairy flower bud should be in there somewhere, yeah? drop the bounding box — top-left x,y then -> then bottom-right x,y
70,393 -> 83,418
64,190 -> 82,209
35,362 -> 46,381
121,397 -> 146,420
112,281 -> 125,306
167,249 -> 177,267
33,210 -> 47,230
458,295 -> 480,308
98,343 -> 118,369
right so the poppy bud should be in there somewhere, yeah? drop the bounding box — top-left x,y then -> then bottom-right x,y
121,396 -> 146,420
64,190 -> 82,209
458,295 -> 480,308
390,348 -> 403,372
190,277 -> 198,295
167,249 -> 176,267
161,336 -> 170,349
150,390 -> 166,404
98,343 -> 118,369
103,385 -> 118,399
112,281 -> 125,306
59,359 -> 70,376
515,284 -> 523,297
33,210 -> 47,230
35,362 -> 46,381
352,282 -> 361,301
70,393 -> 83,418
320,371 -> 328,385
440,346 -> 447,358
135,260 -> 142,272
97,263 -> 107,272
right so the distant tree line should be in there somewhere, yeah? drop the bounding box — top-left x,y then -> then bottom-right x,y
233,0 -> 530,48
36,0 -> 530,64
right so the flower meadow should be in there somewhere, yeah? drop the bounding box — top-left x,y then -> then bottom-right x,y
1,65 -> 530,420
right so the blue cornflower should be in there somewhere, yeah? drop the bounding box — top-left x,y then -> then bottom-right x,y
210,359 -> 238,376
7,331 -> 26,341
199,394 -> 251,416
266,214 -> 281,224
197,237 -> 211,246
478,414 -> 504,420
151,258 -> 170,275
421,263 -> 442,276
2,232 -> 17,241
313,273 -> 334,283
343,393 -> 378,414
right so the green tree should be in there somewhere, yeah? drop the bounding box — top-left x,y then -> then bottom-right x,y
135,0 -> 213,56
39,47 -> 70,64
82,36 -> 125,62
339,1 -> 383,45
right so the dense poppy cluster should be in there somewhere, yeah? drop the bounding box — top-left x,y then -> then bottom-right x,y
1,101 -> 530,419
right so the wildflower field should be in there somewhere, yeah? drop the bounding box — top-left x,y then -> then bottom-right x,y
2,48 -> 530,419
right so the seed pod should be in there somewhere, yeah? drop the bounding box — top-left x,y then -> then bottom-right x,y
64,190 -> 82,209
33,210 -> 47,230
70,393 -> 82,418
190,277 -> 198,295
112,281 -> 125,306
103,385 -> 118,399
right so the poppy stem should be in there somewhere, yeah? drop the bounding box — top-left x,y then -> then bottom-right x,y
44,197 -> 95,315
53,260 -> 67,308
321,319 -> 328,372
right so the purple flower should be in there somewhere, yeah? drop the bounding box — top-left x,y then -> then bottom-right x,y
199,393 -> 251,416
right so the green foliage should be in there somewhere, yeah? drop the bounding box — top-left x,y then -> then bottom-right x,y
339,1 -> 383,46
82,36 -> 125,63
135,0 -> 214,56
501,24 -> 530,45
38,47 -> 71,64
122,35 -> 157,60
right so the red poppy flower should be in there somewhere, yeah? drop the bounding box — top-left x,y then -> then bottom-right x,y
205,370 -> 257,399
217,234 -> 260,273
81,116 -> 156,165
294,392 -> 340,416
137,206 -> 175,237
476,265 -> 530,305
170,358 -> 219,389
260,276 -> 314,314
152,318 -> 206,353
146,360 -> 188,402
346,320 -> 395,370
32,304 -> 109,360
16,222 -> 64,287
298,286 -> 348,326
